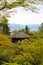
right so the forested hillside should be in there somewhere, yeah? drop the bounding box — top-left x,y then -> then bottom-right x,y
0,30 -> 43,65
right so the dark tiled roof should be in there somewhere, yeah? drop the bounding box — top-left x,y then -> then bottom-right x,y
9,32 -> 31,39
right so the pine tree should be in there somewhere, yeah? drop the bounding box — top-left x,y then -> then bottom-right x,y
25,25 -> 30,34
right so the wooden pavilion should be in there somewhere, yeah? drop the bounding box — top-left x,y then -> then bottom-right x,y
9,32 -> 31,43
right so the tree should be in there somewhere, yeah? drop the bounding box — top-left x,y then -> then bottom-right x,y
0,16 -> 10,35
0,0 -> 43,10
12,30 -> 19,34
25,25 -> 30,34
37,23 -> 43,38
39,23 -> 43,32
19,29 -> 25,32
0,0 -> 43,17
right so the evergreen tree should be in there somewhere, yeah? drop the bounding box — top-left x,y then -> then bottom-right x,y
25,25 -> 30,34
0,16 -> 10,35
39,23 -> 43,32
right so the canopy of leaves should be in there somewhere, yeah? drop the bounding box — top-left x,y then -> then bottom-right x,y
0,0 -> 43,19
0,34 -> 12,46
0,33 -> 43,65
0,34 -> 15,65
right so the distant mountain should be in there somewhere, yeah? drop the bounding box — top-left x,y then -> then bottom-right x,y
9,24 -> 40,32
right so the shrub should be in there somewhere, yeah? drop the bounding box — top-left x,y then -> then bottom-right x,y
0,34 -> 12,46
0,34 -> 14,64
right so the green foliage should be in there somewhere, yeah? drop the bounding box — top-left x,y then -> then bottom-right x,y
6,0 -> 43,10
12,25 -> 30,35
14,38 -> 43,65
0,0 -> 43,10
39,23 -> 43,33
2,62 -> 19,65
0,34 -> 12,46
34,23 -> 43,38
0,34 -> 13,64
24,25 -> 30,34
0,32 -> 43,65
0,0 -> 6,10
0,16 -> 10,35
13,30 -> 19,34
0,0 -> 43,19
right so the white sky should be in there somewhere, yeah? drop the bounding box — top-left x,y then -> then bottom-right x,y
8,5 -> 43,25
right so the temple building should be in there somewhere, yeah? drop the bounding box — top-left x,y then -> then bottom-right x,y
9,32 -> 31,43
